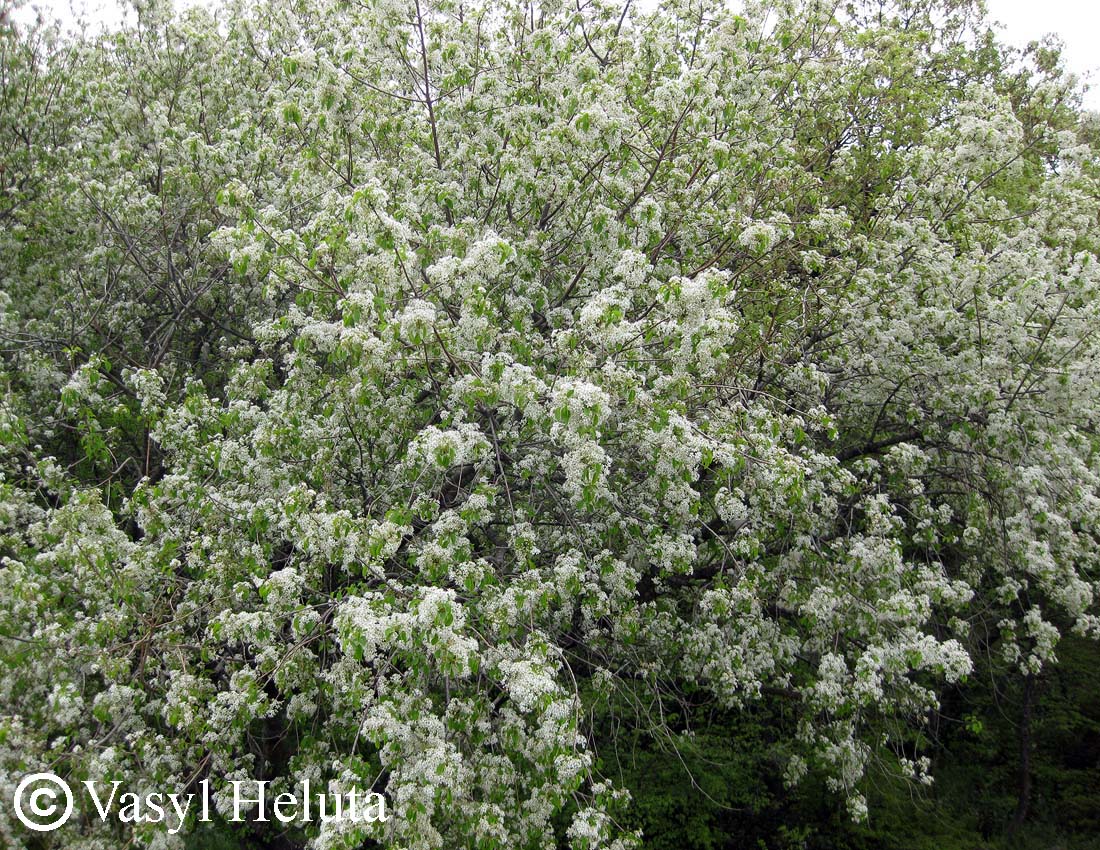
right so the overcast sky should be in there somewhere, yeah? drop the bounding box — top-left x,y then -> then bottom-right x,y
990,0 -> 1098,108
13,0 -> 1100,109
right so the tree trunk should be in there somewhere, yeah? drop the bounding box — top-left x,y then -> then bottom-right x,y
1008,673 -> 1034,835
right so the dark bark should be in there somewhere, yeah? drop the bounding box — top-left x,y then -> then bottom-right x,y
1008,673 -> 1035,835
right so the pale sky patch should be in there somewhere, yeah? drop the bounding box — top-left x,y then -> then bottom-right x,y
986,0 -> 1098,109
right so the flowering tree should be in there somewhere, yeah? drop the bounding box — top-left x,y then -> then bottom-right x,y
1,0 -> 1099,846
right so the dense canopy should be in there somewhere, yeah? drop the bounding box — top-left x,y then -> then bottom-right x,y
1,0 -> 1099,847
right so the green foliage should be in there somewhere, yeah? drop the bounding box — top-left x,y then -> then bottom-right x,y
605,638 -> 1100,850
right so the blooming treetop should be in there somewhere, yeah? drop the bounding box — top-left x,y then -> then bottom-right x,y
1,0 -> 1099,846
